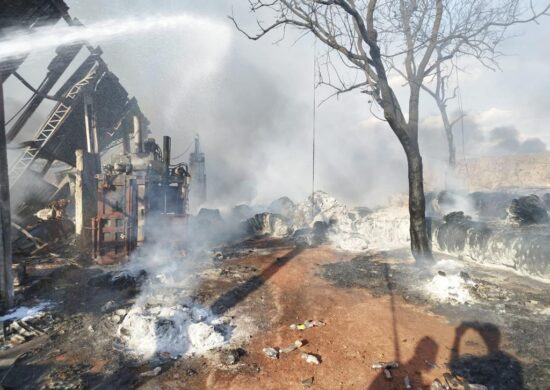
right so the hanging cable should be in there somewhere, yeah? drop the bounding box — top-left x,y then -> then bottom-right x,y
454,57 -> 470,186
12,72 -> 60,101
171,138 -> 195,161
311,36 -> 317,219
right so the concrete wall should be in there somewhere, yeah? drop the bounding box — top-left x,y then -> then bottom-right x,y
455,153 -> 550,191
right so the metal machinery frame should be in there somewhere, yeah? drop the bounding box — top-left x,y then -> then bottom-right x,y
92,135 -> 190,264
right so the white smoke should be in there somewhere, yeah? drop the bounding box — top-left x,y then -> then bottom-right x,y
115,217 -> 232,360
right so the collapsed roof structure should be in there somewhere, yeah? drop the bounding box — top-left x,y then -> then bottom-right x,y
1,0 -> 150,223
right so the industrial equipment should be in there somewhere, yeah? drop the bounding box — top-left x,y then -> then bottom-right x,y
92,135 -> 190,264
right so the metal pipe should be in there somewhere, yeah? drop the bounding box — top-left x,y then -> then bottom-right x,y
133,115 -> 143,153
163,136 -> 171,177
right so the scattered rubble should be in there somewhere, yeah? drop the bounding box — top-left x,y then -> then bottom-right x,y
140,366 -> 162,377
280,340 -> 304,353
262,347 -> 279,359
404,374 -> 412,389
301,352 -> 320,365
301,376 -> 314,387
223,348 -> 245,365
289,319 -> 326,330
371,361 -> 399,369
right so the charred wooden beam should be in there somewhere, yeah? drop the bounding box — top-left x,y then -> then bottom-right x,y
0,77 -> 14,310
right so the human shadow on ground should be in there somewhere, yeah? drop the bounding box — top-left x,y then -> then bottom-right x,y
368,336 -> 439,389
449,321 -> 524,389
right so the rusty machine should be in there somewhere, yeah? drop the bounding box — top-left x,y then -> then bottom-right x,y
92,135 -> 190,264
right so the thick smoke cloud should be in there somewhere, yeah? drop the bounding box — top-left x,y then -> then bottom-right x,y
420,114 -> 547,163
489,126 -> 547,155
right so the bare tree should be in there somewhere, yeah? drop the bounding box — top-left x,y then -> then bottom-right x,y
420,57 -> 462,168
401,1 -> 550,169
231,0 -> 444,261
231,0 -> 549,261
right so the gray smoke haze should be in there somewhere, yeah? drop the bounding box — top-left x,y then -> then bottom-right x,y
489,126 -> 547,155
420,114 -> 547,163
4,0 -> 550,211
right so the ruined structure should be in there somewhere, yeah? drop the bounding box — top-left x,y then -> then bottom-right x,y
189,135 -> 207,212
0,0 -> 77,309
93,135 -> 190,264
1,0 -> 192,268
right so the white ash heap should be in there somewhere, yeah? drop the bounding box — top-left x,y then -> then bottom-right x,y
116,249 -> 231,360
243,191 -> 410,252
425,260 -> 475,305
118,301 -> 228,360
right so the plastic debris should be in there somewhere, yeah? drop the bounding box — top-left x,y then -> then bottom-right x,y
425,359 -> 439,369
101,301 -> 116,313
431,379 -> 445,390
302,377 -> 314,388
301,352 -> 320,365
443,373 -> 460,387
280,340 -> 304,353
404,375 -> 412,389
140,367 -> 162,377
371,361 -> 399,369
468,385 -> 488,390
263,347 -> 279,359
224,349 -> 240,365
290,320 -> 326,330
384,368 -> 392,380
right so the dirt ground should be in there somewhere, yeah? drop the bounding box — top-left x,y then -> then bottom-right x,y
1,238 -> 548,389
146,239 -> 544,390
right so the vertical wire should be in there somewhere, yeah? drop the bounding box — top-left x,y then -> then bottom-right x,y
454,57 -> 470,187
311,37 -> 317,220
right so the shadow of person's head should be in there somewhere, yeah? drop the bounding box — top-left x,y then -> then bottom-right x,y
461,321 -> 501,354
414,336 -> 438,367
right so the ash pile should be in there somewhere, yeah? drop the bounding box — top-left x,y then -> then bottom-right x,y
210,188 -> 550,282
210,191 -> 411,252
111,246 -> 235,362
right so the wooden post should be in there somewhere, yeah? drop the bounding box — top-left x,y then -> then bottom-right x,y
0,80 -> 14,310
75,150 -> 97,250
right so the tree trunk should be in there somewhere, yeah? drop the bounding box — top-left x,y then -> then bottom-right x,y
377,81 -> 433,263
437,102 -> 456,168
402,84 -> 433,262
406,147 -> 433,262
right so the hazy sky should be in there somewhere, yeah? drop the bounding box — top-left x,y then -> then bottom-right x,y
4,1 -> 550,208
